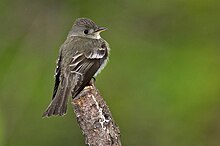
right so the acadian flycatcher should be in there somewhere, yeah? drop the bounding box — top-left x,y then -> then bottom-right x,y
43,18 -> 109,117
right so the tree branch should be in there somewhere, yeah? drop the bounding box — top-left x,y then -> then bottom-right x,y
72,83 -> 121,146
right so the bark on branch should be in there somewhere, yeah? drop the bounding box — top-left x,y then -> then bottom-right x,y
72,83 -> 121,146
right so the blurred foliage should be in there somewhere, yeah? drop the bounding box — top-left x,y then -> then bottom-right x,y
0,0 -> 220,146
0,110 -> 4,146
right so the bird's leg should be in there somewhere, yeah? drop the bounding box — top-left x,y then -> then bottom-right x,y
89,77 -> 96,85
92,77 -> 96,82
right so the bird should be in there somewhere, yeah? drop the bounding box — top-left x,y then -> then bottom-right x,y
42,18 -> 110,117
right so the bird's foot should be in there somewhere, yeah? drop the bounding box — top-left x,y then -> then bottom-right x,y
89,77 -> 96,85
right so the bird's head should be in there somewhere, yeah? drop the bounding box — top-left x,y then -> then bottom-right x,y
69,18 -> 107,39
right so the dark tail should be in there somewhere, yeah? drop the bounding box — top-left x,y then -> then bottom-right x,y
42,81 -> 71,117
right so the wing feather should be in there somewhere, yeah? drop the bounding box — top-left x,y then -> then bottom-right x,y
85,47 -> 106,59
68,50 -> 105,98
52,54 -> 62,99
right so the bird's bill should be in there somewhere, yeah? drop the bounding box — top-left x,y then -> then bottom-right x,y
95,27 -> 108,33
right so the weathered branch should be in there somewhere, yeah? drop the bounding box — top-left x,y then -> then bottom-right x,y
72,83 -> 121,146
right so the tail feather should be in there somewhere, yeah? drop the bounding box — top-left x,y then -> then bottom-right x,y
42,98 -> 67,117
42,80 -> 70,117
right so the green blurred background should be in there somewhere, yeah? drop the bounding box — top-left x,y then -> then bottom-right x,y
0,0 -> 220,145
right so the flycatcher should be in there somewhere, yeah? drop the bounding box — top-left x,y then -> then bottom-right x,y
42,18 -> 110,117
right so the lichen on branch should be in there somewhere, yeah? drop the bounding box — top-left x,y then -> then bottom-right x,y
72,83 -> 121,146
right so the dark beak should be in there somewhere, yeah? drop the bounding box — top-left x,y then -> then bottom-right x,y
95,27 -> 108,33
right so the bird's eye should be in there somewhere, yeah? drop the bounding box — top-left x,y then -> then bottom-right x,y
84,30 -> 89,34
